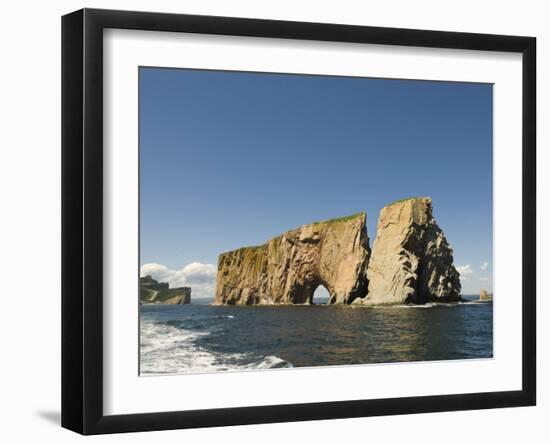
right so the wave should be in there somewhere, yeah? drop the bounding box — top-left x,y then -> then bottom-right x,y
245,355 -> 291,369
140,321 -> 291,375
368,300 -> 486,309
392,302 -> 439,309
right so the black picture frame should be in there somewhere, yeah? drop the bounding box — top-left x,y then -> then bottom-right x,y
62,8 -> 536,435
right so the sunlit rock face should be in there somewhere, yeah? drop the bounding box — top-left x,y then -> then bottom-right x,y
215,198 -> 461,307
363,197 -> 461,305
479,289 -> 493,301
215,213 -> 370,305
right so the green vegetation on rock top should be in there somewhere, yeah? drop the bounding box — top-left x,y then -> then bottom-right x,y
387,196 -> 430,206
219,244 -> 266,257
311,211 -> 365,225
237,245 -> 265,251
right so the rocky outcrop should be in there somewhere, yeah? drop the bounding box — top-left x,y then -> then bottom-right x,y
140,275 -> 191,304
479,289 -> 493,301
362,197 -> 461,305
215,198 -> 461,306
215,213 -> 370,305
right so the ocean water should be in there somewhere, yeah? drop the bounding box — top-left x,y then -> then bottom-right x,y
139,295 -> 493,375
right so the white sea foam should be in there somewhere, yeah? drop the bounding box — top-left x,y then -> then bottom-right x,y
392,302 -> 439,309
140,322 -> 217,374
368,300 -> 484,309
140,321 -> 291,375
244,355 -> 291,370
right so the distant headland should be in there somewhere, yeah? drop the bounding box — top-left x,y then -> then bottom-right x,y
214,197 -> 462,306
140,275 -> 191,305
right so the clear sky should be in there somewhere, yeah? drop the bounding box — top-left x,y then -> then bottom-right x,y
139,67 -> 493,296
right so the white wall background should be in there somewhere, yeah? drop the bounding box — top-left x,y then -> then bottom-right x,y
0,0 -> 546,441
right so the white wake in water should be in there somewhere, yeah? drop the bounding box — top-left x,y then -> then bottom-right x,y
140,321 -> 292,375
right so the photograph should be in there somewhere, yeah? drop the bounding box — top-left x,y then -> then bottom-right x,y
0,0 -> 543,439
138,67 -> 494,375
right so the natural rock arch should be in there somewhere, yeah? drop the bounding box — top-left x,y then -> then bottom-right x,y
215,198 -> 461,306
282,279 -> 332,305
215,213 -> 370,305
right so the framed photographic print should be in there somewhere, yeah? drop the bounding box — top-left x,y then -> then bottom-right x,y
61,8 -> 536,435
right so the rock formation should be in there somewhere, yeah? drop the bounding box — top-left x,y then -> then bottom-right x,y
215,213 -> 370,305
140,275 -> 191,304
215,198 -> 462,306
362,197 -> 461,305
479,289 -> 493,301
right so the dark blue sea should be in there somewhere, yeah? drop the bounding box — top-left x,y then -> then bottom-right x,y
139,295 -> 493,375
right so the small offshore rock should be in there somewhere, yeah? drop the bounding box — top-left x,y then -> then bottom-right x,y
479,289 -> 493,301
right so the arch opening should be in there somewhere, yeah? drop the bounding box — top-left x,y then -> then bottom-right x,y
311,284 -> 330,305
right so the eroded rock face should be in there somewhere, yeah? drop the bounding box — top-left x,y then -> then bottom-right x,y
363,197 -> 461,305
215,198 -> 461,306
215,213 -> 370,305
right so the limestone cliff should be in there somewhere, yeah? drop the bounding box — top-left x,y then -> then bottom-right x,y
215,213 -> 370,305
140,275 -> 191,305
362,197 -> 461,305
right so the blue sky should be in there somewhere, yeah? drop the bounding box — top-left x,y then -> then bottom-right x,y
140,67 -> 493,296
